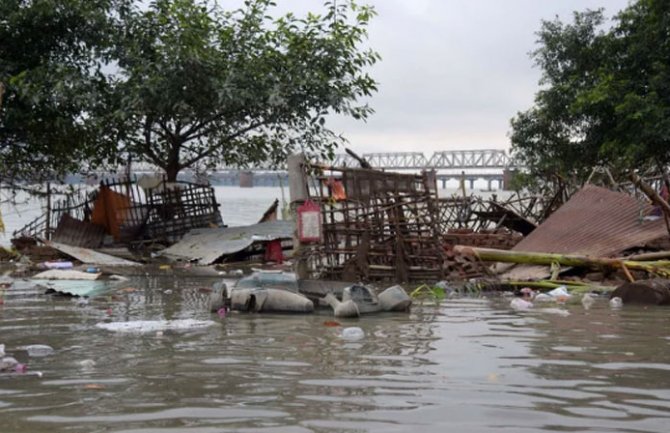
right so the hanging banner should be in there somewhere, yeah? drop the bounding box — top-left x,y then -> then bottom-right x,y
297,200 -> 321,243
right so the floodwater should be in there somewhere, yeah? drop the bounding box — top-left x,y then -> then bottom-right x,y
1,275 -> 670,433
2,185 -> 669,432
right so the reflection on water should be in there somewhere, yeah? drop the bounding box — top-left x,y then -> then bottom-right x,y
1,277 -> 669,432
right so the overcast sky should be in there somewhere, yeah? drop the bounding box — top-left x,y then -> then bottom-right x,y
297,0 -> 631,155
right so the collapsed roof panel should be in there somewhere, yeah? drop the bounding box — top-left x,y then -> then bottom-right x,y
163,220 -> 294,265
510,185 -> 666,257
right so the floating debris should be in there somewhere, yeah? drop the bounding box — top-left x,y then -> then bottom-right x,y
24,344 -> 55,357
96,319 -> 216,333
340,327 -> 365,341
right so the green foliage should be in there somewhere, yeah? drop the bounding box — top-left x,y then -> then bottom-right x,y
1,0 -> 379,182
107,0 -> 380,180
510,0 -> 670,183
0,0 -> 129,180
410,284 -> 446,302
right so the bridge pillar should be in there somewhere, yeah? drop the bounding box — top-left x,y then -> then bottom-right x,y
441,178 -> 447,188
502,169 -> 516,191
468,179 -> 474,190
239,170 -> 254,188
487,180 -> 492,191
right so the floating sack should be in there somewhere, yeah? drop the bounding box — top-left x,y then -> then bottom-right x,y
0,356 -> 26,373
547,286 -> 572,302
342,284 -> 380,314
378,285 -> 412,312
230,288 -> 314,314
208,281 -> 228,313
324,293 -> 360,318
610,279 -> 670,305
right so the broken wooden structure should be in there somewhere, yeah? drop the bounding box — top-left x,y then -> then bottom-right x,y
301,165 -> 446,282
14,176 -> 222,248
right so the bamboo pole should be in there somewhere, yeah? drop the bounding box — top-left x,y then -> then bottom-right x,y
621,250 -> 670,261
629,172 -> 670,233
453,245 -> 670,277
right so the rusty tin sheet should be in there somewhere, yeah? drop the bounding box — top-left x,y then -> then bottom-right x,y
52,214 -> 106,249
511,185 -> 667,256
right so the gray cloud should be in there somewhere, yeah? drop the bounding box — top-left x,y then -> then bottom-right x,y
324,0 -> 630,154
222,0 -> 629,154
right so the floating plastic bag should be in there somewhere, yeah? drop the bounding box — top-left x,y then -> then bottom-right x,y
341,327 -> 365,341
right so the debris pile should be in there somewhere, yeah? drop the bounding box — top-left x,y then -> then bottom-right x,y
443,228 -> 522,250
303,166 -> 446,282
14,176 -> 222,250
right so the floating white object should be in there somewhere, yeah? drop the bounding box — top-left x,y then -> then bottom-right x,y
33,270 -> 100,280
609,297 -> 623,308
25,344 -> 54,357
341,327 -> 365,341
548,286 -> 572,299
533,293 -> 554,303
510,298 -> 533,311
96,319 -> 216,333
537,308 -> 570,317
78,359 -> 96,369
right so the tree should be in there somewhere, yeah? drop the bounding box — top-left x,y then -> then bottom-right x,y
108,0 -> 379,181
510,0 -> 670,182
0,0 -> 130,181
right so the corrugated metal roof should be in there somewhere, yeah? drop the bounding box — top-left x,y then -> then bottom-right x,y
511,185 -> 667,256
50,242 -> 141,266
37,280 -> 115,297
163,220 -> 294,265
501,185 -> 668,280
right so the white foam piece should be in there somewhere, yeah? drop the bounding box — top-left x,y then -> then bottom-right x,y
96,319 -> 216,333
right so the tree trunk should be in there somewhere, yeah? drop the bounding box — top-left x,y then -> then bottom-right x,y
165,142 -> 181,182
166,163 -> 180,182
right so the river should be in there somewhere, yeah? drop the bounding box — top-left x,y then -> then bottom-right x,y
1,186 -> 669,432
1,276 -> 669,432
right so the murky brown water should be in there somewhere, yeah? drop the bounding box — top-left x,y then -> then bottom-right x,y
1,276 -> 669,433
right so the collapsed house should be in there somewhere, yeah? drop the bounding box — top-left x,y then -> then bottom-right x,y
285,155 -> 568,284
299,166 -> 446,282
14,176 -> 223,250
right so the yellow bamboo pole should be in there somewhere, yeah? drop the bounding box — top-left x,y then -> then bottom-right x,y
454,245 -> 670,277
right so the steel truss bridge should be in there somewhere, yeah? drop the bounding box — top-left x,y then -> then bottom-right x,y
330,149 -> 514,170
105,149 -> 516,190
126,149 -> 514,172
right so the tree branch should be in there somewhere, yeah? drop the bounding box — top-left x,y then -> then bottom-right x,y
142,116 -> 165,168
181,120 -> 266,168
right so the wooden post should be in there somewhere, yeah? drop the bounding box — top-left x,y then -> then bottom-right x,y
288,153 -> 308,279
459,171 -> 466,199
45,181 -> 51,240
629,172 -> 670,234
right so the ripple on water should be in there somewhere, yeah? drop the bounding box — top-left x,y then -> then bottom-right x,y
0,279 -> 669,433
